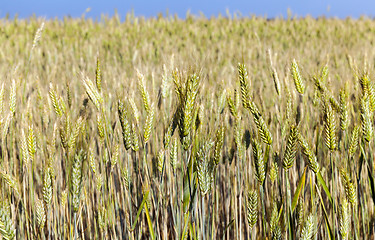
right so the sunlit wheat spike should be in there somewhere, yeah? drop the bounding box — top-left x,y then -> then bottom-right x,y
118,100 -> 132,150
269,154 -> 279,183
98,206 -> 107,233
283,125 -> 298,170
136,69 -> 151,113
1,171 -> 19,196
143,103 -> 154,144
349,125 -> 360,157
282,85 -> 292,117
46,123 -> 57,159
368,82 -> 375,112
271,225 -> 281,240
269,202 -> 279,233
36,197 -> 46,231
66,82 -> 72,108
32,21 -> 44,50
296,197 -> 305,229
213,125 -> 225,165
1,114 -> 12,144
181,73 -> 200,138
196,140 -> 214,195
291,59 -> 305,94
324,103 -> 337,151
329,95 -> 340,113
313,75 -> 327,95
340,168 -> 357,205
0,83 -> 4,116
59,116 -> 71,150
96,173 -> 103,192
170,138 -> 178,172
359,73 -> 370,97
298,134 -> 319,173
9,79 -> 16,115
68,116 -> 84,151
95,57 -> 102,92
157,149 -> 165,174
234,121 -> 244,158
252,107 -> 273,145
227,93 -> 238,119
300,214 -> 316,240
43,167 -> 53,209
128,97 -> 140,125
339,198 -> 350,240
88,148 -> 96,174
121,167 -> 130,190
238,62 -> 251,108
320,64 -> 329,83
252,140 -> 265,184
161,64 -> 169,99
71,150 -> 84,213
81,74 -> 102,111
142,184 -> 152,209
111,144 -> 119,167
27,125 -> 36,162
21,129 -> 29,166
96,114 -> 105,142
131,123 -> 139,152
360,96 -> 373,142
248,100 -> 260,117
49,83 -> 62,117
271,69 -> 281,97
0,202 -> 16,240
339,87 -> 349,131
246,189 -> 258,228
60,189 -> 68,208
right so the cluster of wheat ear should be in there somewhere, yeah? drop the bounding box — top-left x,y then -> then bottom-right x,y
2,14 -> 375,239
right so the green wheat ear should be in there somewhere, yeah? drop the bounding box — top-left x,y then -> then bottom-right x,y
213,125 -> 225,165
269,153 -> 279,183
291,59 -> 305,94
36,197 -> 46,231
95,56 -> 102,92
143,103 -> 154,144
71,149 -> 85,213
196,140 -> 214,195
339,198 -> 350,240
238,62 -> 251,108
246,189 -> 258,228
340,168 -> 357,205
0,202 -> 16,240
360,96 -> 373,142
298,134 -> 319,174
252,140 -> 265,185
170,138 -> 178,173
251,104 -> 273,145
43,167 -> 53,209
324,103 -> 337,151
339,87 -> 349,131
283,124 -> 298,170
269,202 -> 279,235
349,125 -> 360,157
118,100 -> 132,150
137,69 -> 151,113
300,214 -> 316,240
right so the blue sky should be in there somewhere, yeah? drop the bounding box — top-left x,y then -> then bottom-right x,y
2,0 -> 375,19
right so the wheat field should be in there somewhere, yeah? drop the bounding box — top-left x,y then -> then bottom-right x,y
1,14 -> 375,239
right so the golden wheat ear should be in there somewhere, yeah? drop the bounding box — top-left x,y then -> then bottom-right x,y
246,189 -> 258,229
291,59 -> 305,94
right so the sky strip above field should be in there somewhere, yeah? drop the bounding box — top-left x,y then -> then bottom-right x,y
2,0 -> 375,20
